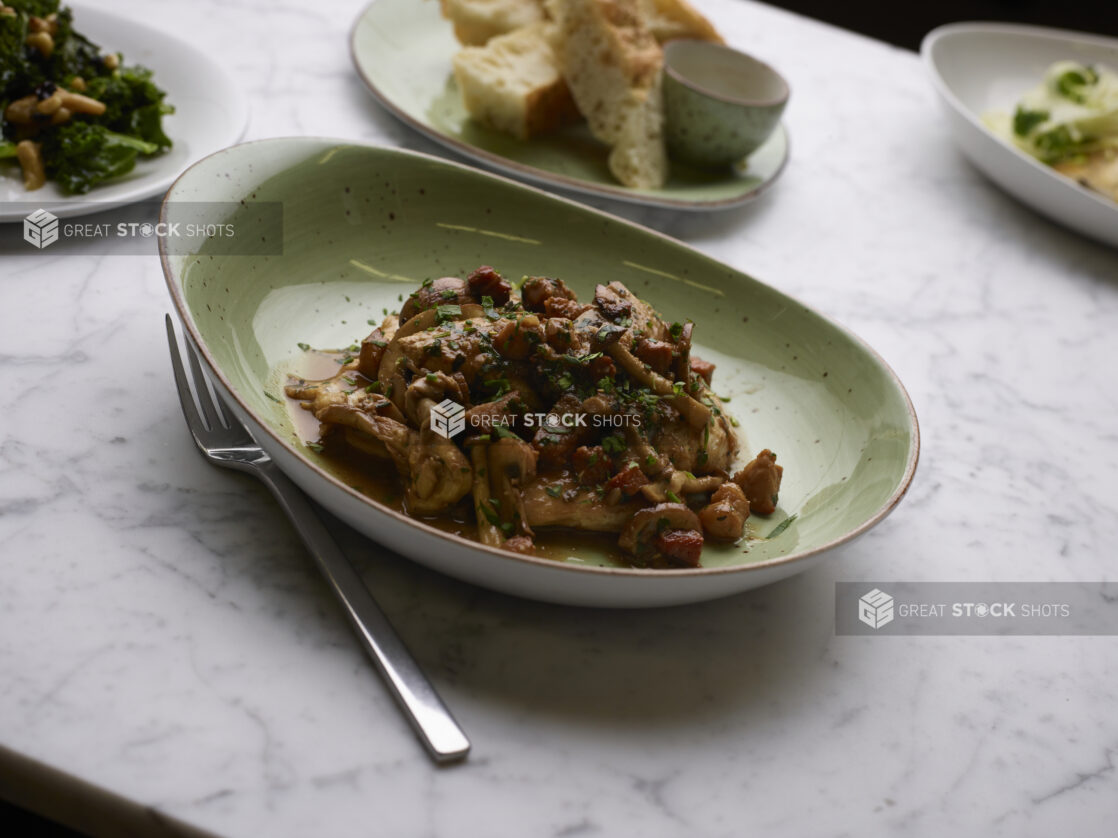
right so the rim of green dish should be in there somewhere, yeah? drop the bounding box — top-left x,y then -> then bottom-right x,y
663,39 -> 790,108
346,0 -> 791,211
159,137 -> 920,581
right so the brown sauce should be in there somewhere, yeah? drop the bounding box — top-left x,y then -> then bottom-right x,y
283,351 -> 634,568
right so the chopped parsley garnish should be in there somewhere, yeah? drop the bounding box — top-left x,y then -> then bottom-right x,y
480,503 -> 500,527
595,324 -> 623,344
481,295 -> 500,320
482,377 -> 511,396
601,435 -> 625,455
297,342 -> 310,351
436,304 -> 462,322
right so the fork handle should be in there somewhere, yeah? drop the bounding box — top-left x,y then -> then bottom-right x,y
253,461 -> 470,763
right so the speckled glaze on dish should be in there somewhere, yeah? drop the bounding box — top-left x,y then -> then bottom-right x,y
348,0 -> 789,210
159,137 -> 919,608
662,40 -> 789,168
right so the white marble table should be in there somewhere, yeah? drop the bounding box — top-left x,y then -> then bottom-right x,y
2,1 -> 1117,835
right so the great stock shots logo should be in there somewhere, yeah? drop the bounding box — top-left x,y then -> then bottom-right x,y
430,398 -> 466,439
23,209 -> 59,249
13,201 -> 285,254
429,398 -> 642,440
858,588 -> 895,629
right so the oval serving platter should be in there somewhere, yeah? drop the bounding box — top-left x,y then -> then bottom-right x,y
922,23 -> 1118,249
349,0 -> 789,211
160,138 -> 918,608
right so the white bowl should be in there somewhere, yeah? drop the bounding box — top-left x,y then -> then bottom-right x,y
921,22 -> 1118,249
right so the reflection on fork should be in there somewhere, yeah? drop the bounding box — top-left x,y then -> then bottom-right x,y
164,315 -> 470,764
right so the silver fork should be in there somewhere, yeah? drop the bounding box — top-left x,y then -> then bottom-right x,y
165,315 -> 470,764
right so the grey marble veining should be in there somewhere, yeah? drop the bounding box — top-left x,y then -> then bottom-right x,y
1,0 -> 1117,835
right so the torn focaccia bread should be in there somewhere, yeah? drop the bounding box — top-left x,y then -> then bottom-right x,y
637,0 -> 724,44
444,0 -> 723,187
549,0 -> 668,188
452,21 -> 581,140
440,0 -> 546,46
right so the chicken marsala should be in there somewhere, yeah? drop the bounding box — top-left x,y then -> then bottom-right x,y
286,267 -> 784,567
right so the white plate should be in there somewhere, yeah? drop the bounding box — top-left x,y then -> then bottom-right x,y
0,4 -> 248,221
921,23 -> 1118,249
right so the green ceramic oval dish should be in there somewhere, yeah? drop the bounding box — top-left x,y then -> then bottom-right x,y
160,138 -> 919,608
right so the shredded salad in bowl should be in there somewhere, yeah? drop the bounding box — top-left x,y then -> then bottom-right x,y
986,61 -> 1118,202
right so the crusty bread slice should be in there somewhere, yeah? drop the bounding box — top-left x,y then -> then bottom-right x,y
1054,149 -> 1118,202
440,0 -> 546,46
549,0 -> 668,188
605,81 -> 669,189
452,22 -> 580,140
638,0 -> 723,44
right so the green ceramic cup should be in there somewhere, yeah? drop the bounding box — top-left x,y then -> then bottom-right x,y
662,40 -> 790,168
